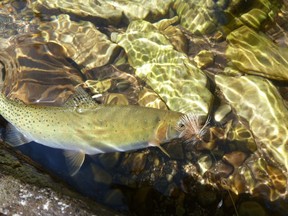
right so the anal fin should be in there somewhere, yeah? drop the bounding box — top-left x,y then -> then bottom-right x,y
3,123 -> 32,147
63,150 -> 85,176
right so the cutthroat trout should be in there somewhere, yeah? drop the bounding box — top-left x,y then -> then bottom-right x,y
0,88 -> 189,175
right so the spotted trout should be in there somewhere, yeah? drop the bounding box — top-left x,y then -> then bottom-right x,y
0,88 -> 189,175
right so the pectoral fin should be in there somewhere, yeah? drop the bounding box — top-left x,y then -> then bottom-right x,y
148,121 -> 170,157
148,141 -> 170,158
3,123 -> 32,146
63,150 -> 85,176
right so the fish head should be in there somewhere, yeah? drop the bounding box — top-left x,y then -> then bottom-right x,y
176,112 -> 211,143
154,113 -> 184,144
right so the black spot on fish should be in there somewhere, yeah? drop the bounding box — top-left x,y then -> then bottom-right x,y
154,116 -> 161,124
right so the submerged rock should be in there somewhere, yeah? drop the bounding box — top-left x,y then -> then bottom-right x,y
153,16 -> 188,54
226,26 -> 288,80
31,0 -> 173,24
0,38 -> 84,105
215,74 -> 288,199
173,0 -> 281,36
39,14 -> 120,73
265,1 -> 288,48
31,0 -> 123,25
214,104 -> 232,123
238,201 -> 268,216
194,50 -> 214,69
113,19 -> 213,116
91,164 -> 113,185
100,0 -> 174,22
83,66 -> 167,107
0,0 -> 38,41
83,64 -> 142,105
137,87 -> 168,109
173,0 -> 227,35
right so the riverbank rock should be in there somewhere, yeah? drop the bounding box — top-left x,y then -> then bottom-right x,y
0,142 -> 121,216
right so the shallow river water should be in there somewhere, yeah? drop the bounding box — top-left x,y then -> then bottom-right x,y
1,0 -> 288,215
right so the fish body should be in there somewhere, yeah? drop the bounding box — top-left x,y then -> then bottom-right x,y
0,92 -> 185,174
0,94 -> 184,153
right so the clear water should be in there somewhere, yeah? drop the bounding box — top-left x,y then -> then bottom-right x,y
1,0 -> 288,215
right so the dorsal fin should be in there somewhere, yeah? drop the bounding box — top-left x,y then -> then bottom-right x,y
65,85 -> 98,108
